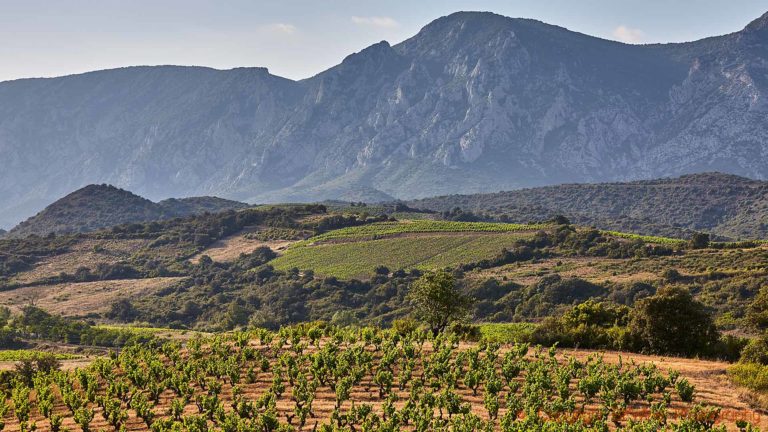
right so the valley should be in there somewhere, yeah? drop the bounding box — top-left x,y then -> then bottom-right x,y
0,193 -> 766,431
4,3 -> 768,431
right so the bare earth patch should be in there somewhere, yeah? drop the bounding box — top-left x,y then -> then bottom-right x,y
190,227 -> 297,263
0,277 -> 183,317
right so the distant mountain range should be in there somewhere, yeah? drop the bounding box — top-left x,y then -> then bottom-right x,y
409,172 -> 768,240
2,11 -> 768,228
6,184 -> 248,238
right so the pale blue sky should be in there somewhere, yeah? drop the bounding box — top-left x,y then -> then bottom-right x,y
1,0 -> 766,82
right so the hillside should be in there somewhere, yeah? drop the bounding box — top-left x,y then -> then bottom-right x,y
6,184 -> 248,238
2,11 -> 768,226
408,173 -> 768,240
1,201 -> 768,422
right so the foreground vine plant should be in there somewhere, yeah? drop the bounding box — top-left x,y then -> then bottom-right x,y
0,325 -> 759,431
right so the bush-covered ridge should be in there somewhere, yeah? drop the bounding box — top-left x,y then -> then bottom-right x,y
408,172 -> 768,241
7,184 -> 249,238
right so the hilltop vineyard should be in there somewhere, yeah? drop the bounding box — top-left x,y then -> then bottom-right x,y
0,326 -> 753,432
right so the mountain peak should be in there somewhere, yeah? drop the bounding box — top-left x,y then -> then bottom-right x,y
436,11 -> 512,23
2,11 -> 768,227
742,10 -> 768,40
414,10 -> 516,35
745,11 -> 768,31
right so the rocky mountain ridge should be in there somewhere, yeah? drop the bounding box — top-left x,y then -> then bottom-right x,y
2,11 -> 768,227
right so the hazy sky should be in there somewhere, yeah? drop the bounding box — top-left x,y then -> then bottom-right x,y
2,0 -> 766,83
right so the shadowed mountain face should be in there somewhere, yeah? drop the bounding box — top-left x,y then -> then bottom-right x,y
6,184 -> 249,238
2,11 -> 768,227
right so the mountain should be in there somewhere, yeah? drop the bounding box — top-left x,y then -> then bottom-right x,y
2,11 -> 768,227
6,184 -> 249,238
408,172 -> 768,240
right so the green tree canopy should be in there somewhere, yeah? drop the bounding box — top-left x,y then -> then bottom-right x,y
746,286 -> 768,332
629,286 -> 719,356
689,232 -> 710,249
408,270 -> 473,336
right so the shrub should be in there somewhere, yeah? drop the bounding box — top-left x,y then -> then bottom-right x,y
391,318 -> 420,336
728,363 -> 768,393
740,336 -> 768,365
690,232 -> 711,249
532,301 -> 631,349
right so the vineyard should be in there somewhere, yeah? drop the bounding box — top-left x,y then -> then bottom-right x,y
271,233 -> 531,279
299,221 -> 547,245
0,325 -> 759,432
270,221 -> 547,279
598,231 -> 686,247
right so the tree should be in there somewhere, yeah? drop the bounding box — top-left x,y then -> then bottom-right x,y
629,286 -> 719,356
746,286 -> 768,332
106,299 -> 138,322
408,271 -> 473,336
552,215 -> 571,225
741,287 -> 768,364
689,232 -> 710,249
374,266 -> 390,276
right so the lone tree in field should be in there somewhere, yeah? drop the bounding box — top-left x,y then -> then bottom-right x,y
689,232 -> 710,249
629,286 -> 719,356
408,270 -> 473,336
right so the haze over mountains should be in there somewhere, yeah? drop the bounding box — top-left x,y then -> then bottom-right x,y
2,11 -> 768,228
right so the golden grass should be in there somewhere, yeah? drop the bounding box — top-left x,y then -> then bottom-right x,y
0,277 -> 183,317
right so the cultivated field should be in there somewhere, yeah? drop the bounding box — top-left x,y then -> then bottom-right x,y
272,233 -> 531,279
271,220 -> 545,279
0,327 -> 763,432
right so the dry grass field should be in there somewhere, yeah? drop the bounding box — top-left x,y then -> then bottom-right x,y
466,257 -> 661,286
0,277 -> 183,317
9,239 -> 151,284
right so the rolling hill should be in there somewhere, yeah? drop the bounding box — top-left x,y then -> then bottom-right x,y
6,184 -> 249,238
2,11 -> 768,227
408,172 -> 768,240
